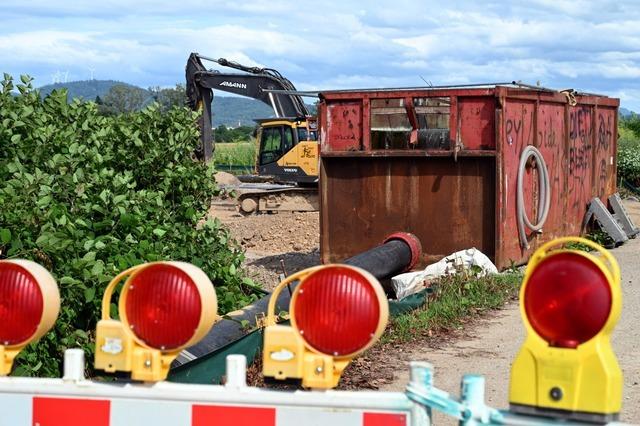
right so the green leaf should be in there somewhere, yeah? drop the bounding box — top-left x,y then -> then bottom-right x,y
82,252 -> 96,262
84,287 -> 95,303
0,229 -> 11,244
91,261 -> 104,276
113,194 -> 127,204
36,195 -> 52,208
22,105 -> 34,117
35,234 -> 49,246
60,276 -> 77,285
11,134 -> 21,143
94,241 -> 106,250
152,228 -> 166,237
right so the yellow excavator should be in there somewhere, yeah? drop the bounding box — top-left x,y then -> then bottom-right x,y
186,53 -> 319,188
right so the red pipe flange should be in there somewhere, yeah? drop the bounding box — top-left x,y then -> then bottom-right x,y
382,232 -> 422,272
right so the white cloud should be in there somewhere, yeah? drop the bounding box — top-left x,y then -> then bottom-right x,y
1,0 -> 639,110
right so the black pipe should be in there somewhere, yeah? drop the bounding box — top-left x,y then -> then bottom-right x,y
344,233 -> 421,280
172,231 -> 422,368
171,284 -> 296,368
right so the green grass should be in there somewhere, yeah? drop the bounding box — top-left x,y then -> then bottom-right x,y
214,142 -> 257,167
383,272 -> 523,344
619,125 -> 640,150
564,230 -> 614,251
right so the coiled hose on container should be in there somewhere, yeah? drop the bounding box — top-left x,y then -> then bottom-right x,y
517,145 -> 550,250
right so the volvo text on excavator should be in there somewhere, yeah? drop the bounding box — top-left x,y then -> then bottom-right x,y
185,53 -> 319,186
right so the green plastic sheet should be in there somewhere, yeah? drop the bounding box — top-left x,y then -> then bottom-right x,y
168,288 -> 432,384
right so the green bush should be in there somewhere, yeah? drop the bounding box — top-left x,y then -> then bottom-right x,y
618,147 -> 640,186
0,74 -> 259,377
618,117 -> 640,186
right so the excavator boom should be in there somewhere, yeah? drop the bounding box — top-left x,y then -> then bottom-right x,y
186,53 -> 309,160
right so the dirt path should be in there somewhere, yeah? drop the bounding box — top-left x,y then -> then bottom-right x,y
382,200 -> 640,423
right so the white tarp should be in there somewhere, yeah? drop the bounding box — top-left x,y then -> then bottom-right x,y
391,247 -> 498,300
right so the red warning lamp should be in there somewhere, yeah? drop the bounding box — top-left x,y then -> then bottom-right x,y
291,266 -> 383,357
95,262 -> 217,382
122,263 -> 203,350
263,265 -> 388,389
0,260 -> 60,375
524,252 -> 612,349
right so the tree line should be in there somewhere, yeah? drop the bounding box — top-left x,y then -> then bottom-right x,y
95,84 -> 255,142
95,84 -> 186,115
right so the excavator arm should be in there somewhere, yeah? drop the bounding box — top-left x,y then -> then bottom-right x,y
186,53 -> 309,160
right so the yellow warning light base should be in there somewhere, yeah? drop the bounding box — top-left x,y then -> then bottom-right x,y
509,237 -> 622,421
0,260 -> 60,377
0,346 -> 20,376
95,320 -> 135,373
94,262 -> 217,382
262,325 -> 305,381
262,265 -> 386,389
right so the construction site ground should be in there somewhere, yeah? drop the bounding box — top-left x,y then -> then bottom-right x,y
209,199 -> 640,423
210,206 -> 320,290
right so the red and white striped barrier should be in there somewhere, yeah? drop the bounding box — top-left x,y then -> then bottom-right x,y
0,351 -> 428,426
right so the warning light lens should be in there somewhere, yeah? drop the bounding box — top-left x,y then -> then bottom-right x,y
524,252 -> 611,348
292,266 -> 382,356
0,263 -> 44,345
125,263 -> 202,350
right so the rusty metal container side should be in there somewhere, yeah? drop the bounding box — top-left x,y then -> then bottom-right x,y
320,155 -> 495,266
494,88 -> 618,268
318,86 -> 619,270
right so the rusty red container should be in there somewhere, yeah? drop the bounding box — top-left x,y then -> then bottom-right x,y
318,85 -> 618,269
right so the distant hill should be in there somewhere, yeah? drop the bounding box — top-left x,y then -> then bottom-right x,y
36,79 -> 312,127
620,107 -> 637,118
38,80 -> 149,101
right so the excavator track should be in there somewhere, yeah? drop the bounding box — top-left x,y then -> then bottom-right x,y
238,187 -> 318,215
223,183 -> 319,215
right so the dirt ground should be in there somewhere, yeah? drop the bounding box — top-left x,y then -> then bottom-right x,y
209,205 -> 320,290
209,198 -> 640,423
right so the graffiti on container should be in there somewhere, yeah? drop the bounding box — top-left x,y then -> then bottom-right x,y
569,107 -> 592,145
538,116 -> 558,148
568,106 -> 593,179
598,159 -> 608,196
567,107 -> 594,212
569,144 -> 591,174
329,105 -> 359,144
506,118 -> 524,147
597,113 -> 613,151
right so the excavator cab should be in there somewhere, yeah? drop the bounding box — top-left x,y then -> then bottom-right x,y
185,52 -> 319,186
256,118 -> 318,184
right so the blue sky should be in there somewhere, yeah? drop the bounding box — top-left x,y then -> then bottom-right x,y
2,0 -> 639,110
